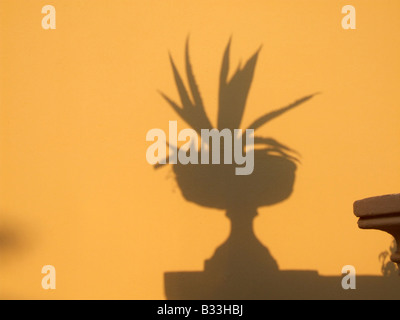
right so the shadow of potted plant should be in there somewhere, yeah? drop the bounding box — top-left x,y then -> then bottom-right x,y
156,38 -> 317,276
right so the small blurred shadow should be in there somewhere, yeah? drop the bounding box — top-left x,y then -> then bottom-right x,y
0,215 -> 30,261
379,239 -> 399,277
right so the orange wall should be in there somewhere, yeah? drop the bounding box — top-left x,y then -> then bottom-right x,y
1,0 -> 400,299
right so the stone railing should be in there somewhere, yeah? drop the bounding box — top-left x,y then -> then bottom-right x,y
354,193 -> 400,271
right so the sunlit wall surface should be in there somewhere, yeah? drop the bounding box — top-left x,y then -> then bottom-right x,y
1,0 -> 400,299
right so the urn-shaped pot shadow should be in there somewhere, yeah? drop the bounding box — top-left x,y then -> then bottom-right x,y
173,154 -> 296,276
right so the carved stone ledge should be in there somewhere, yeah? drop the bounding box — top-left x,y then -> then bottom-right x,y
354,193 -> 400,268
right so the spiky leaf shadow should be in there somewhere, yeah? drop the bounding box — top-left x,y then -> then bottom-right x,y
218,39 -> 261,130
159,39 -> 213,134
157,38 -> 317,168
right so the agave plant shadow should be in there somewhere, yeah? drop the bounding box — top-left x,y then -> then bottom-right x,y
158,38 -> 316,273
157,38 -> 318,297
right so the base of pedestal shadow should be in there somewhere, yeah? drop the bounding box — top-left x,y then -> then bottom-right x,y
165,270 -> 400,300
